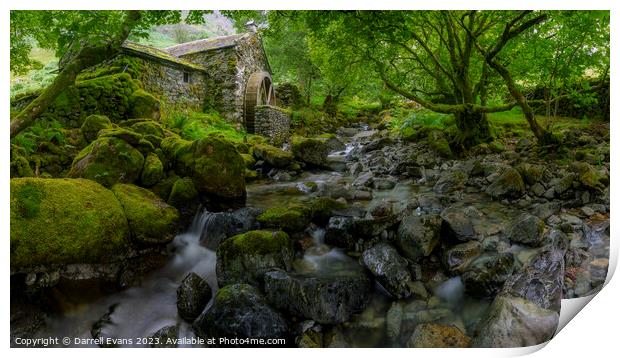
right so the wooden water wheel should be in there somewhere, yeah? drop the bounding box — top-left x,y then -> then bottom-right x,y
244,71 -> 276,133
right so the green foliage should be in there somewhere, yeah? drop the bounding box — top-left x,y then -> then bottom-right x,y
12,119 -> 66,155
163,110 -> 247,142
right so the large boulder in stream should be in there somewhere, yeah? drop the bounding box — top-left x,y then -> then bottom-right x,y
111,184 -> 179,245
177,272 -> 212,322
500,231 -> 567,313
291,136 -> 329,167
361,243 -> 413,298
197,207 -> 261,249
216,230 -> 293,287
433,170 -> 468,194
68,136 -> 145,187
193,283 -> 289,342
264,268 -> 372,324
396,213 -> 442,261
472,296 -> 558,347
253,143 -> 294,168
407,323 -> 471,348
10,178 -> 131,270
167,135 -> 246,200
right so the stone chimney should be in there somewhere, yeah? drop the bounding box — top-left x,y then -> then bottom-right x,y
245,20 -> 258,33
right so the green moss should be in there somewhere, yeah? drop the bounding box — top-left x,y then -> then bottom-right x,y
291,136 -> 329,167
221,230 -> 291,257
129,120 -> 165,138
129,89 -> 161,120
241,153 -> 256,168
141,153 -> 164,187
517,163 -> 544,185
245,169 -> 258,181
10,155 -> 34,178
10,178 -> 131,269
111,184 -> 179,245
257,204 -> 311,232
174,135 -> 246,199
167,176 -> 198,207
253,143 -> 294,168
570,161 -> 606,191
310,197 -> 347,219
68,137 -> 145,188
81,114 -> 112,142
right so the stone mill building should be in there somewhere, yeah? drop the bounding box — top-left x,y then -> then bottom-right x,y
120,21 -> 290,143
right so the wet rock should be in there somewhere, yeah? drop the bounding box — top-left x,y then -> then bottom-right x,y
361,243 -> 412,298
485,167 -> 525,199
440,206 -> 478,241
177,272 -> 212,322
531,201 -> 560,220
396,213 -> 442,261
150,325 -> 178,348
353,214 -> 400,238
216,230 -> 293,287
472,296 -> 558,347
197,207 -> 261,249
193,283 -> 288,341
570,161 -> 606,191
552,174 -> 575,195
530,183 -> 546,197
517,163 -> 544,185
353,171 -> 374,188
296,321 -> 323,348
373,177 -> 397,190
257,203 -> 312,232
442,240 -> 482,274
362,137 -> 394,153
324,216 -> 356,250
291,136 -> 329,167
433,170 -> 468,194
91,304 -> 119,348
505,213 -> 545,246
462,253 -> 515,297
386,302 -> 403,341
264,268 -> 372,324
500,238 -> 566,312
407,323 -> 470,348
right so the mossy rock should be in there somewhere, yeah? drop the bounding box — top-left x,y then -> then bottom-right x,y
68,136 -> 145,188
291,136 -> 329,167
151,172 -> 180,202
175,135 -> 246,200
10,178 -> 131,270
253,143 -> 294,168
310,197 -> 347,224
488,140 -> 506,153
141,153 -> 164,187
516,163 -> 544,185
81,114 -> 112,142
245,169 -> 258,181
215,230 -> 293,287
168,176 -> 199,208
129,120 -> 165,139
257,204 -> 313,232
10,155 -> 34,178
486,167 -> 525,199
570,161 -> 606,191
160,135 -> 193,165
98,127 -> 154,155
241,153 -> 256,169
129,89 -> 161,120
428,130 -> 453,158
111,184 -> 179,245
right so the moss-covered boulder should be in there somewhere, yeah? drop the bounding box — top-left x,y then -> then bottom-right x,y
129,89 -> 160,120
253,143 -> 294,168
257,204 -> 312,232
10,155 -> 34,178
68,136 -> 145,187
141,153 -> 164,187
98,127 -> 155,155
111,184 -> 179,245
291,136 -> 329,167
81,114 -> 112,142
174,135 -> 246,200
428,130 -> 453,158
216,230 -> 293,287
516,163 -> 544,186
485,167 -> 525,199
129,120 -> 165,138
241,153 -> 256,169
167,176 -> 199,208
570,161 -> 606,191
10,178 -> 131,270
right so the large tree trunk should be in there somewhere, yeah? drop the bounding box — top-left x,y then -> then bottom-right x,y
454,108 -> 492,148
10,10 -> 140,139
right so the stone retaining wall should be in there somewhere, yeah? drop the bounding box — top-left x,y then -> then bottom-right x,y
255,105 -> 291,146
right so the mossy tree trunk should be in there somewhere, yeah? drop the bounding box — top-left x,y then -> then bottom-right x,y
454,108 -> 492,148
10,10 -> 141,139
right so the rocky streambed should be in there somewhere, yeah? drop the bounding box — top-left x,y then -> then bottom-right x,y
15,124 -> 610,348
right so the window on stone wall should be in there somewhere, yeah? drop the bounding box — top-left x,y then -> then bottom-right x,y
183,72 -> 191,84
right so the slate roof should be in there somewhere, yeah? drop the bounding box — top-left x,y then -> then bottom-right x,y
164,33 -> 246,57
121,41 -> 206,72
